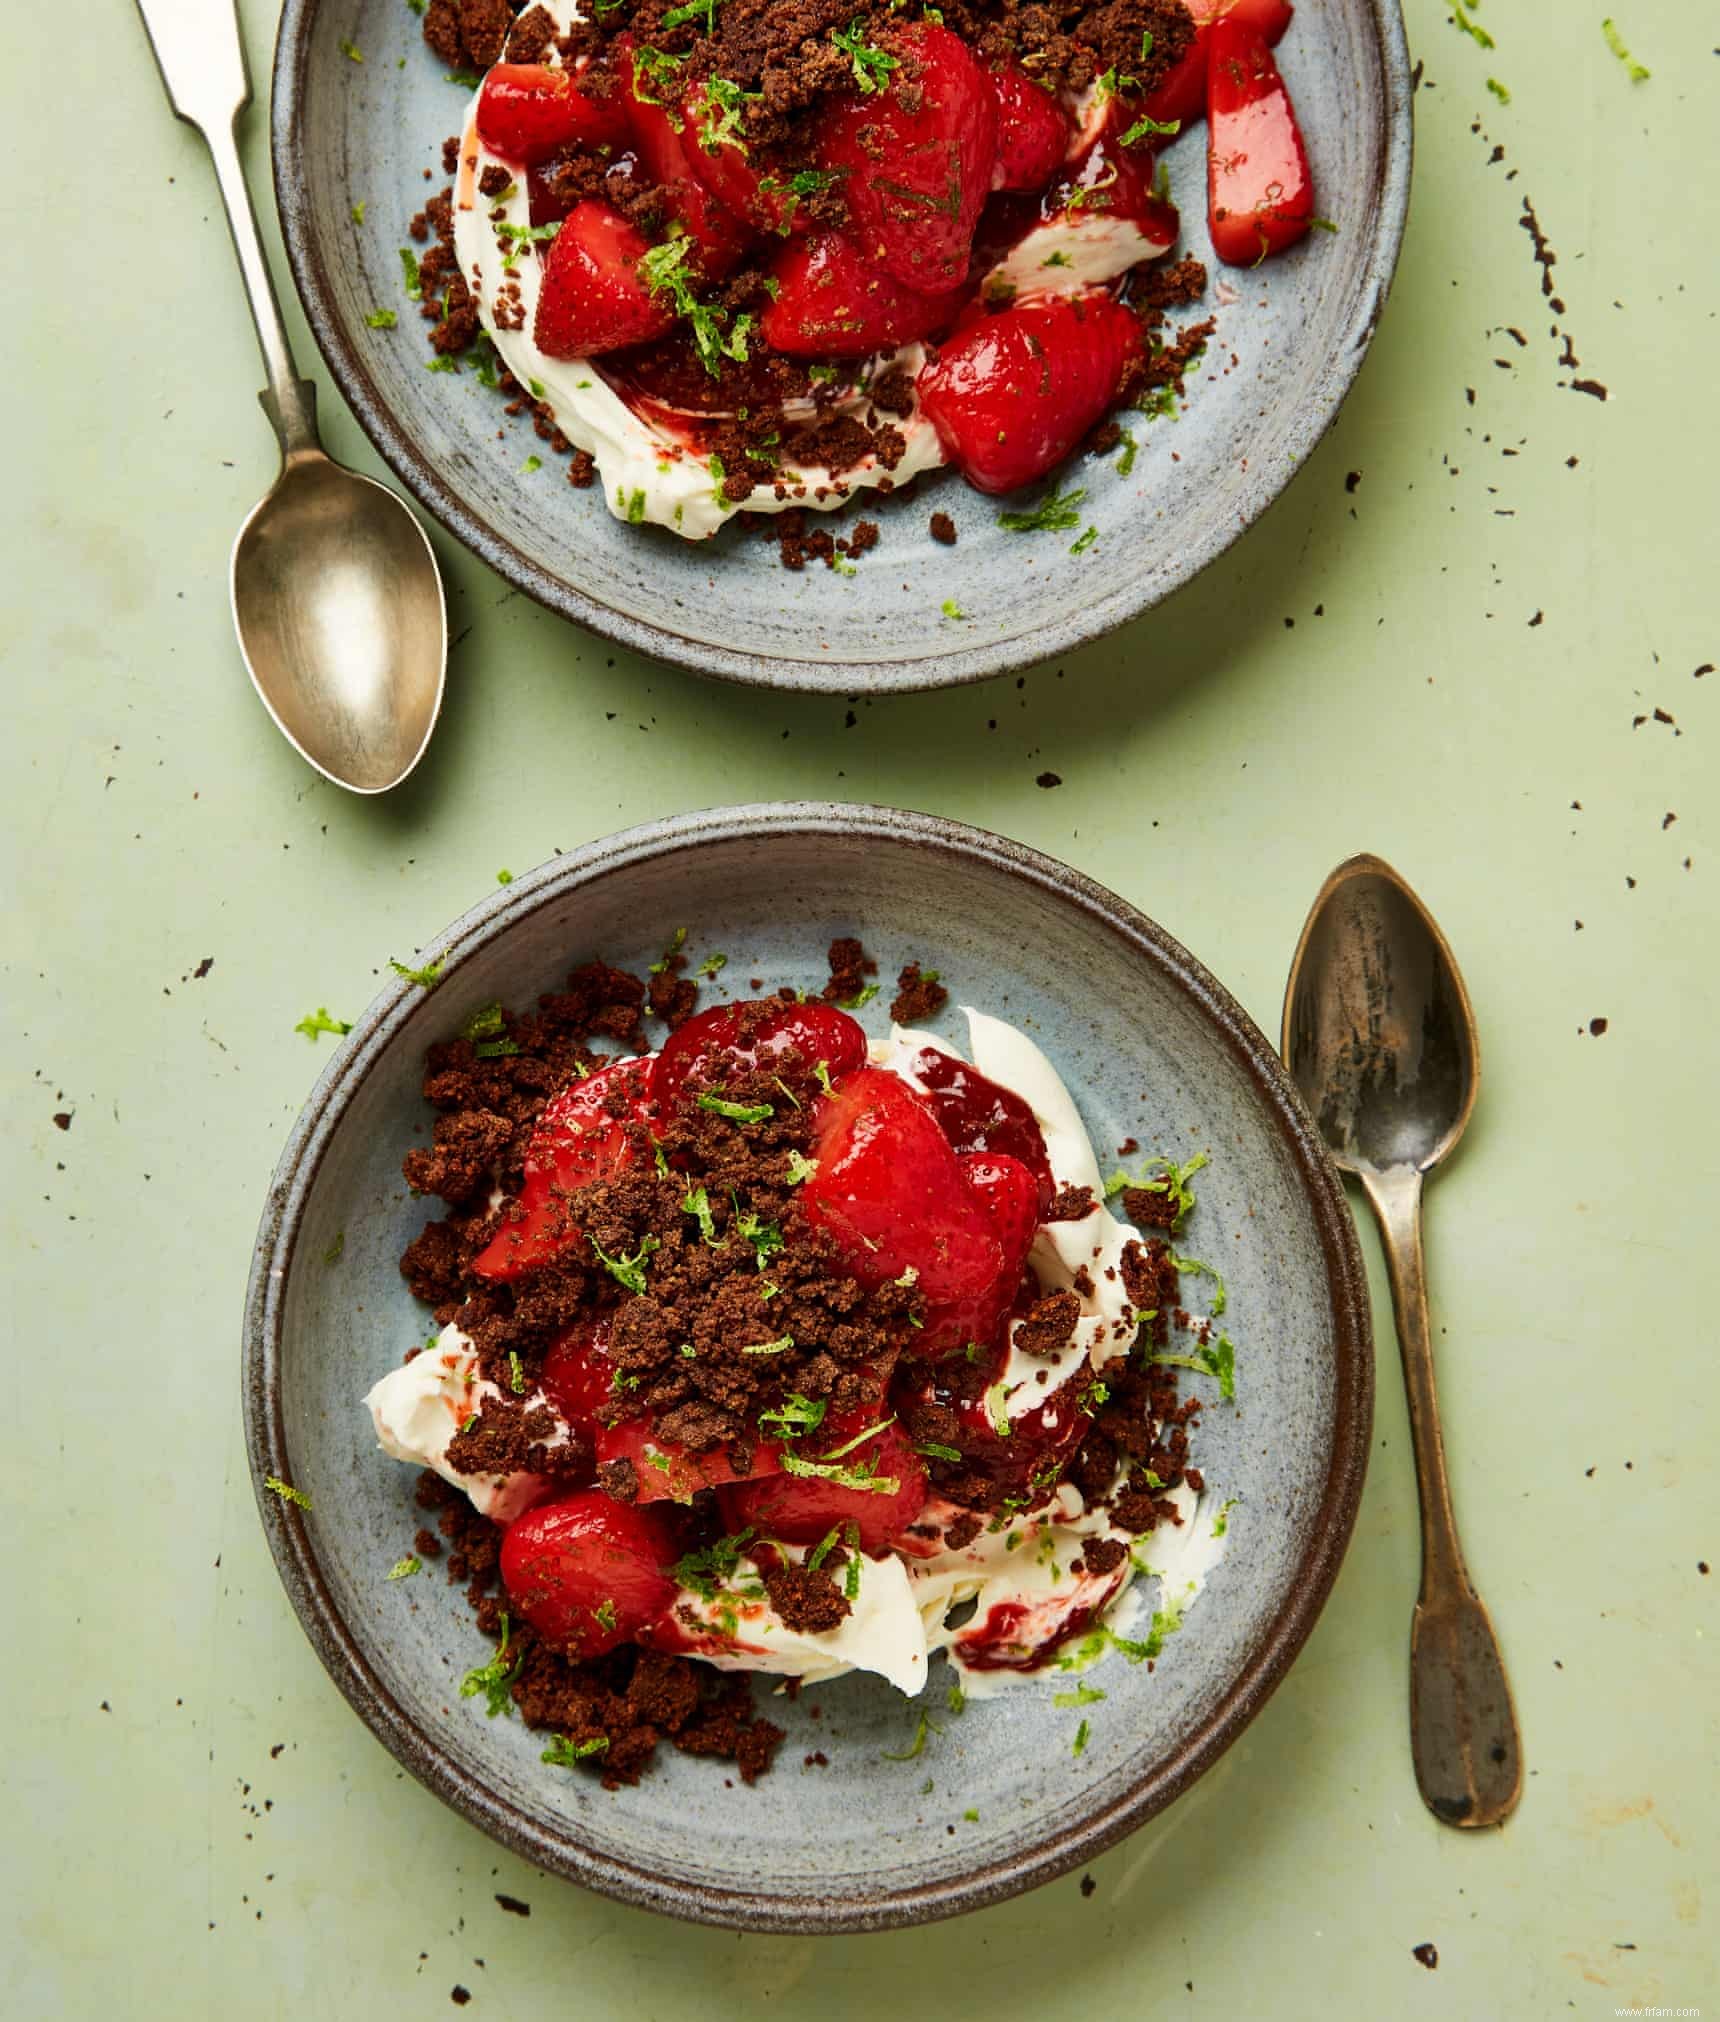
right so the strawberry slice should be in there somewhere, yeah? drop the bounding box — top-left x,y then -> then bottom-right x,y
533,201 -> 675,359
758,233 -> 947,358
541,1318 -> 786,1504
917,1151 -> 1041,1358
476,61 -> 630,165
717,1413 -> 928,1553
680,79 -> 808,237
815,22 -> 998,295
989,64 -> 1070,191
539,1316 -> 619,1429
917,289 -> 1140,494
616,38 -> 754,278
800,1067 -> 1004,1301
653,999 -> 868,1111
500,1491 -> 678,1659
1136,0 -> 1294,136
471,1055 -> 656,1279
1206,19 -> 1314,266
1041,122 -> 1180,251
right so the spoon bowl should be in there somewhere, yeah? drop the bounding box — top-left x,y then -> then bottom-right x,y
1283,854 -> 1478,1177
232,449 -> 445,794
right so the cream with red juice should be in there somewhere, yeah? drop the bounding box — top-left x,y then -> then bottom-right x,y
420,0 -> 1321,536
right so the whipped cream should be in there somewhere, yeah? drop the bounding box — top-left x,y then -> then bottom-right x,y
364,1012 -> 1228,1697
365,1330 -> 571,1522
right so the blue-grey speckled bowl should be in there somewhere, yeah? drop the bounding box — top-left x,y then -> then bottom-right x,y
271,1 -> 1411,691
243,804 -> 1371,1929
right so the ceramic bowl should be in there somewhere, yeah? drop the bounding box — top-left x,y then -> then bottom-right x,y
243,804 -> 1372,1930
271,3 -> 1412,692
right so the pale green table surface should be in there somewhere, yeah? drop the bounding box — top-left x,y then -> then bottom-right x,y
6,0 -> 1716,2013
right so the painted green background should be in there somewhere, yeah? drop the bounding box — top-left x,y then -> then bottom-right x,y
5,0 -> 1715,2014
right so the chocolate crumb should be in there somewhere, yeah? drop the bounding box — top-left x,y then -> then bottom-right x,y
929,511 -> 957,545
890,961 -> 949,1026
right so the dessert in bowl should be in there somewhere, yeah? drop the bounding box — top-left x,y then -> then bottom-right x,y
244,805 -> 1371,1926
272,0 -> 1410,685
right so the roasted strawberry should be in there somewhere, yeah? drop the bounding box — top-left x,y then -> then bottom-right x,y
1135,0 -> 1294,136
1042,123 -> 1179,247
500,1491 -> 678,1659
815,22 -> 997,294
800,1067 -> 1004,1300
958,1152 -> 1041,1269
917,290 -> 1140,494
532,201 -> 676,359
476,61 -> 630,165
916,1150 -> 1041,1358
717,1414 -> 928,1553
1206,19 -> 1314,265
653,998 -> 868,1110
600,1416 -> 784,1504
680,77 -> 807,236
758,233 -> 947,358
539,1317 -> 619,1430
542,1319 -> 785,1504
471,1053 -> 656,1278
989,64 -> 1070,191
616,38 -> 754,277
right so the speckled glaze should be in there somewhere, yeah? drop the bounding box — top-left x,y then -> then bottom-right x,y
270,2 -> 1411,692
242,805 -> 1372,1930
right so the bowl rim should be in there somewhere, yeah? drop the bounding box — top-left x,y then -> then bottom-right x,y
242,802 -> 1373,1931
268,1 -> 1413,694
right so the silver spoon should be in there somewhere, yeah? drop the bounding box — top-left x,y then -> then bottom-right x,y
134,0 -> 446,794
1283,853 -> 1522,1829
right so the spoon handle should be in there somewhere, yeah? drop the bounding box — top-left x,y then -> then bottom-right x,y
132,0 -> 320,457
1361,1165 -> 1523,1829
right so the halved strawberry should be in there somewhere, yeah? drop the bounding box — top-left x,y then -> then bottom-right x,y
616,38 -> 755,277
1042,122 -> 1179,248
542,1317 -> 786,1504
1135,0 -> 1294,136
539,1317 -> 618,1430
916,1150 -> 1041,1358
799,1067 -> 1004,1301
758,233 -> 947,358
471,1054 -> 656,1279
653,999 -> 868,1112
1206,18 -> 1314,265
716,1413 -> 928,1553
476,61 -> 630,165
815,22 -> 997,295
532,201 -> 676,359
680,78 -> 806,236
989,63 -> 1070,191
917,289 -> 1141,494
500,1490 -> 678,1658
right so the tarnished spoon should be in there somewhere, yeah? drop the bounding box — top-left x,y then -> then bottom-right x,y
1283,854 -> 1522,1829
133,0 -> 445,794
